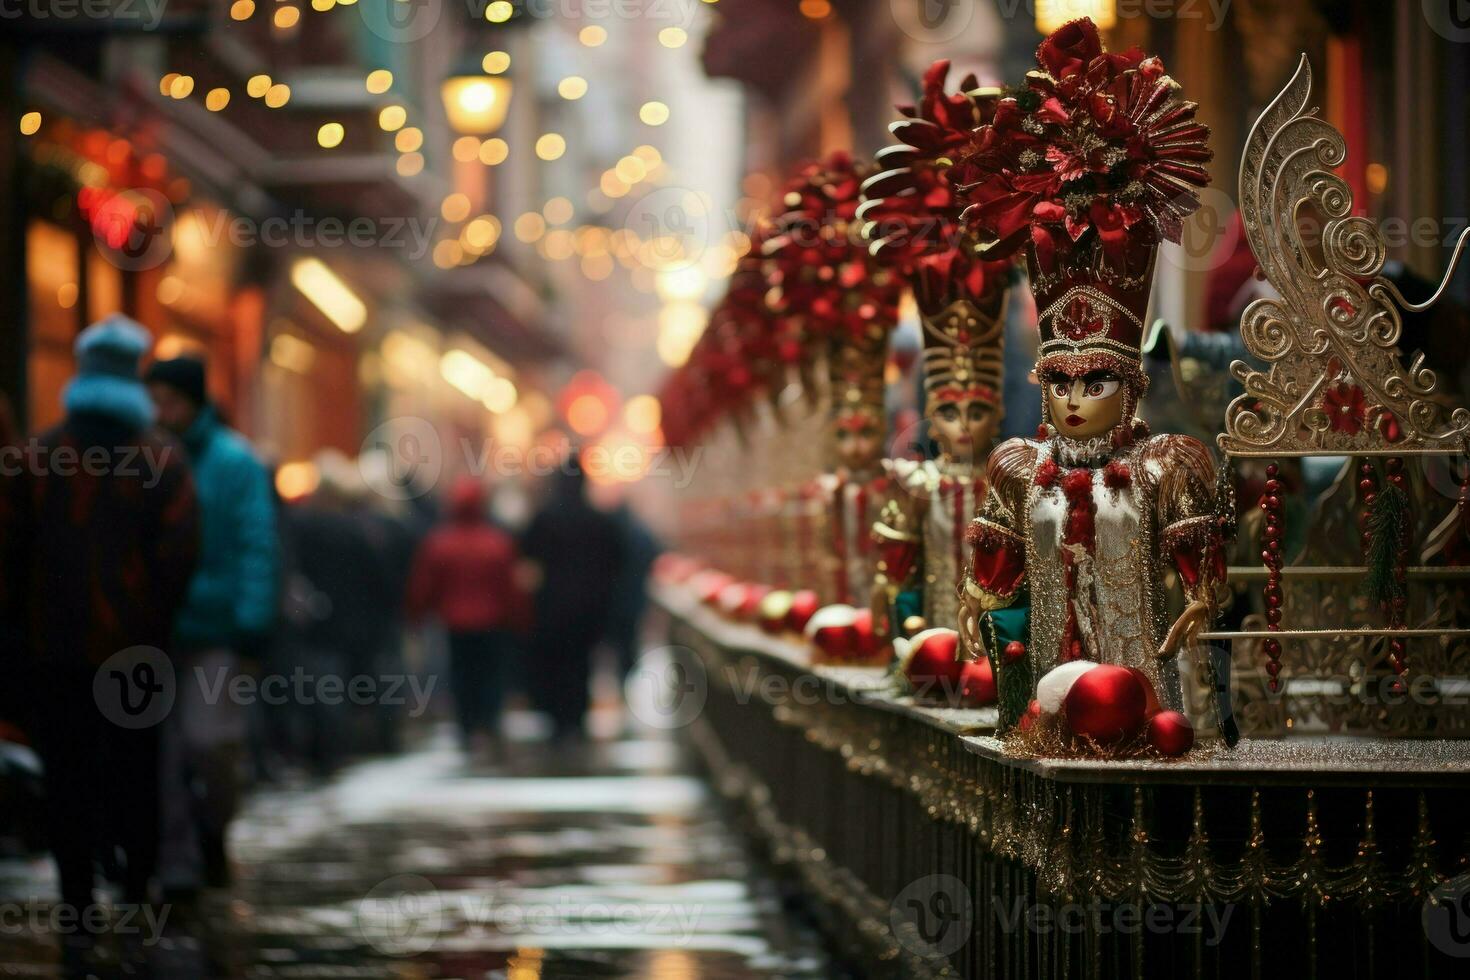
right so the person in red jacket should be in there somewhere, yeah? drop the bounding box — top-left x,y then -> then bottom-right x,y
406,477 -> 524,755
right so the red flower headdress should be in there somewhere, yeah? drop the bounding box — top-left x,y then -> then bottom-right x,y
858,63 -> 1015,409
858,60 -> 1016,314
956,19 -> 1212,382
764,151 -> 903,411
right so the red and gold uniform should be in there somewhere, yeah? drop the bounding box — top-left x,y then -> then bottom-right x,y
955,19 -> 1227,714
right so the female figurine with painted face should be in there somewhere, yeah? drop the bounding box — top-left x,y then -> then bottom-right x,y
953,19 -> 1228,716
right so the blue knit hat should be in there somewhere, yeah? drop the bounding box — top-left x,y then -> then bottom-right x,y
62,315 -> 157,431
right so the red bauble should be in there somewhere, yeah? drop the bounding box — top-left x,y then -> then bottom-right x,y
716,582 -> 750,617
1062,665 -> 1147,746
806,605 -> 857,662
1017,699 -> 1042,732
850,608 -> 887,662
757,590 -> 795,634
1003,640 -> 1027,665
696,572 -> 735,606
1122,667 -> 1163,719
1146,711 -> 1195,757
654,554 -> 698,584
904,629 -> 966,704
786,590 -> 820,633
959,658 -> 997,706
738,584 -> 773,620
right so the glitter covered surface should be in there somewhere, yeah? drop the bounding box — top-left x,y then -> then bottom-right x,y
661,587 -> 1469,786
660,586 -> 998,733
965,733 -> 1470,786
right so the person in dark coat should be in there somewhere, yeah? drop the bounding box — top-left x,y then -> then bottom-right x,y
145,354 -> 278,893
520,455 -> 624,741
276,454 -> 396,773
406,477 -> 524,754
0,317 -> 198,948
604,501 -> 662,682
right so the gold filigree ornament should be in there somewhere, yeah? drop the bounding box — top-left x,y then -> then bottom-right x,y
1221,56 -> 1470,459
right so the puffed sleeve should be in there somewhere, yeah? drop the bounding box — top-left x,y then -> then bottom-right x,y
962,438 -> 1035,608
1143,434 -> 1227,608
870,459 -> 926,590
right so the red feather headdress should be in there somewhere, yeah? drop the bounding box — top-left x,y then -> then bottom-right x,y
956,18 -> 1212,380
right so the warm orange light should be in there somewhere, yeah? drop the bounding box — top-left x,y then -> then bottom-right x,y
478,138 -> 509,166
378,105 -> 407,131
623,394 -> 661,434
276,462 -> 320,500
441,75 -> 513,135
1035,0 -> 1115,33
566,394 -> 609,436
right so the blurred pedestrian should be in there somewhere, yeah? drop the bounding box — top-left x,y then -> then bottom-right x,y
0,317 -> 198,962
407,477 -> 525,757
520,455 -> 623,742
604,500 -> 662,682
279,452 -> 399,771
145,354 -> 278,894
354,451 -> 421,754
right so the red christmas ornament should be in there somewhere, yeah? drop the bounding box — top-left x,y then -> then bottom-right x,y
904,628 -> 966,704
1017,699 -> 1042,732
738,584 -> 773,620
960,658 -> 997,706
696,571 -> 735,606
786,590 -> 820,633
807,605 -> 857,662
1122,667 -> 1163,719
716,582 -> 751,617
757,590 -> 794,633
1062,664 -> 1147,746
1002,640 -> 1027,665
1146,710 -> 1195,756
850,608 -> 887,663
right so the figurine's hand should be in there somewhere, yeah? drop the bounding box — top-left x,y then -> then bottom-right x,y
957,583 -> 982,661
869,580 -> 892,639
1159,599 -> 1212,658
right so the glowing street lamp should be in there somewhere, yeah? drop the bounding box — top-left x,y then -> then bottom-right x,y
441,74 -> 512,135
1035,0 -> 1115,34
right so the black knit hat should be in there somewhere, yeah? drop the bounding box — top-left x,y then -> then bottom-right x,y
143,355 -> 207,406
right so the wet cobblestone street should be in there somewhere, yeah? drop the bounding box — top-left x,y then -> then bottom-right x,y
0,731 -> 839,979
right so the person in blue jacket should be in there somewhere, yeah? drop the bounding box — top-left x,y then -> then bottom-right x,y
145,354 -> 278,893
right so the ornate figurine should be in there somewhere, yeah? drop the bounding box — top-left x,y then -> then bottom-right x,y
764,152 -> 903,611
812,327 -> 893,605
872,305 -> 1005,637
953,19 -> 1227,722
859,61 -> 1015,640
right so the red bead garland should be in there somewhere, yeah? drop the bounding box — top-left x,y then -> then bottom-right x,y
1384,456 -> 1409,681
1261,461 -> 1284,693
1460,466 -> 1470,535
1357,460 -> 1376,556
